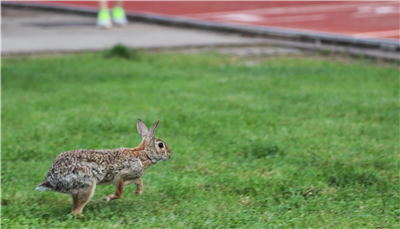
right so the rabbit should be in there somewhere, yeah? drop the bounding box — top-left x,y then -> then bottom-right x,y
36,119 -> 171,218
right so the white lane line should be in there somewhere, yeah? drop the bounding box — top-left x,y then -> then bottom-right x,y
214,14 -> 265,22
353,13 -> 399,18
214,14 -> 326,24
352,30 -> 399,38
182,1 -> 398,17
353,4 -> 399,18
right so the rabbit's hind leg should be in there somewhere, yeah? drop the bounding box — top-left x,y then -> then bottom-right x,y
70,180 -> 96,218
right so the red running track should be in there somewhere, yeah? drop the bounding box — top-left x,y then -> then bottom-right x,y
29,1 -> 400,41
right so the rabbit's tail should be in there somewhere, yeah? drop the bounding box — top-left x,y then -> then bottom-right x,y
36,181 -> 54,192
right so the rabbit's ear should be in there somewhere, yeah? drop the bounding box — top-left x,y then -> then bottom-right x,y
137,119 -> 149,138
147,120 -> 160,141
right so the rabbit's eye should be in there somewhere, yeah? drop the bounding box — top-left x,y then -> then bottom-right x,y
158,143 -> 164,148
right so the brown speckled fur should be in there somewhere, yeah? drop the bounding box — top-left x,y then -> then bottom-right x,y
36,119 -> 171,218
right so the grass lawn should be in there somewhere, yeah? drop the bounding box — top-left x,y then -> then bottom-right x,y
1,49 -> 399,228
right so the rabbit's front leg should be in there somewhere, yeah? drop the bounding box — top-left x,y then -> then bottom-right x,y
103,178 -> 125,202
134,178 -> 143,196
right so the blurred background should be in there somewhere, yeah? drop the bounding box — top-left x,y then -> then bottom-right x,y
2,1 -> 399,58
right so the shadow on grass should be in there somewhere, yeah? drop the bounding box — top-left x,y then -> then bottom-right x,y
104,43 -> 140,60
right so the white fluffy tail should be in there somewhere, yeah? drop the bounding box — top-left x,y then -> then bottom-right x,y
36,182 -> 54,192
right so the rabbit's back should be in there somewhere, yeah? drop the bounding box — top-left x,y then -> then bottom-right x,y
43,148 -> 143,195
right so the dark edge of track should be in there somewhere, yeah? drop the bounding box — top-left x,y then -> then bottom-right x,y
2,1 -> 399,60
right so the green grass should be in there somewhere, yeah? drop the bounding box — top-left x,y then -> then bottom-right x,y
1,50 -> 399,228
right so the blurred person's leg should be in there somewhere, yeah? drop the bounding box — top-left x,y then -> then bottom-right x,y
97,1 -> 112,29
112,1 -> 128,26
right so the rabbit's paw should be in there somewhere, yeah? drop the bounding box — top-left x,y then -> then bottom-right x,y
70,211 -> 83,219
103,194 -> 121,202
103,194 -> 114,202
135,187 -> 143,196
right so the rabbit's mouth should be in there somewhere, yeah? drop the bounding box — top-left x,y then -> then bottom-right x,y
158,151 -> 170,162
160,153 -> 169,162
150,153 -> 168,164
